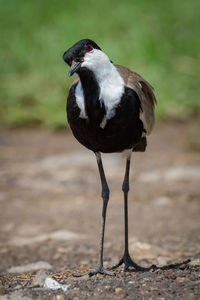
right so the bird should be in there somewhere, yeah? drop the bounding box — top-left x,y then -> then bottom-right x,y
63,39 -> 156,277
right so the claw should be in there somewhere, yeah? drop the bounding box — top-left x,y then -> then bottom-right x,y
108,254 -> 148,272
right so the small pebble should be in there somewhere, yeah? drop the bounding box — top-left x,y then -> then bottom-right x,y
179,264 -> 187,270
31,270 -> 47,287
177,277 -> 186,283
55,295 -> 65,300
115,287 -> 122,293
188,259 -> 200,267
170,274 -> 177,280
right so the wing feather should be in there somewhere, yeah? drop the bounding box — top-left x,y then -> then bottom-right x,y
115,64 -> 156,135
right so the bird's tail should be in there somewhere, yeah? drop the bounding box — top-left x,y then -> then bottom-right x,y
133,137 -> 147,152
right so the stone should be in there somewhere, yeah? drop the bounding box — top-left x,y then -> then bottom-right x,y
0,295 -> 33,300
54,296 -> 65,300
44,277 -> 69,292
165,166 -> 200,181
139,165 -> 200,182
8,261 -> 52,274
8,230 -> 80,247
152,196 -> 171,206
130,241 -> 170,260
115,287 -> 122,293
31,270 -> 48,287
188,258 -> 200,267
157,256 -> 171,267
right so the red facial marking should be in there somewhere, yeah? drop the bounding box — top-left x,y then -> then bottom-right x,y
86,44 -> 93,52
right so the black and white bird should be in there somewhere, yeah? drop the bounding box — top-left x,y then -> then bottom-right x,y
63,39 -> 156,276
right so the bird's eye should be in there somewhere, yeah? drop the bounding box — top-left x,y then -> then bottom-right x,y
86,44 -> 93,52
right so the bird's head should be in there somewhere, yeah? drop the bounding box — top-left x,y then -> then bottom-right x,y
63,39 -> 110,77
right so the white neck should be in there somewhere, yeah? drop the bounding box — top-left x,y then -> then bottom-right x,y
82,49 -> 124,127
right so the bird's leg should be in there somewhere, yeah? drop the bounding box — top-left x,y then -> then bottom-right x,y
74,152 -> 114,277
108,154 -> 147,272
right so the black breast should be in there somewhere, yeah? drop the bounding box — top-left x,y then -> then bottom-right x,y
67,73 -> 144,153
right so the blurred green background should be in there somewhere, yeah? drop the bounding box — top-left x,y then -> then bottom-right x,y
0,0 -> 199,129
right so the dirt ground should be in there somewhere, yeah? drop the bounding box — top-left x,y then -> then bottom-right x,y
0,120 -> 200,299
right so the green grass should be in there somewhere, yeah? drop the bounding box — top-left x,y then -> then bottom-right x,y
0,0 -> 200,128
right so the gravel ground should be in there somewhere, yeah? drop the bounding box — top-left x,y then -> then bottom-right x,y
0,120 -> 200,299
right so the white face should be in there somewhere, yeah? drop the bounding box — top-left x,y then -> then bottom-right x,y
74,45 -> 124,128
81,49 -> 111,74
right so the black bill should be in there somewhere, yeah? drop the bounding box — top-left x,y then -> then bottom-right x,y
68,61 -> 82,76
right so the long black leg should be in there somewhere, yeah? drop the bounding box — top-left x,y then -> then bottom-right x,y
123,156 -> 131,257
74,152 -> 114,277
108,153 -> 147,272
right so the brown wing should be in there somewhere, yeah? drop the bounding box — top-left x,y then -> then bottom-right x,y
115,64 -> 156,135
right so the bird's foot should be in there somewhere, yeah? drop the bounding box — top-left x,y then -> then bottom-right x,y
108,253 -> 148,272
73,266 -> 115,277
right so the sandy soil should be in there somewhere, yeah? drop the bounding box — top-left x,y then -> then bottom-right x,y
0,120 -> 200,299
